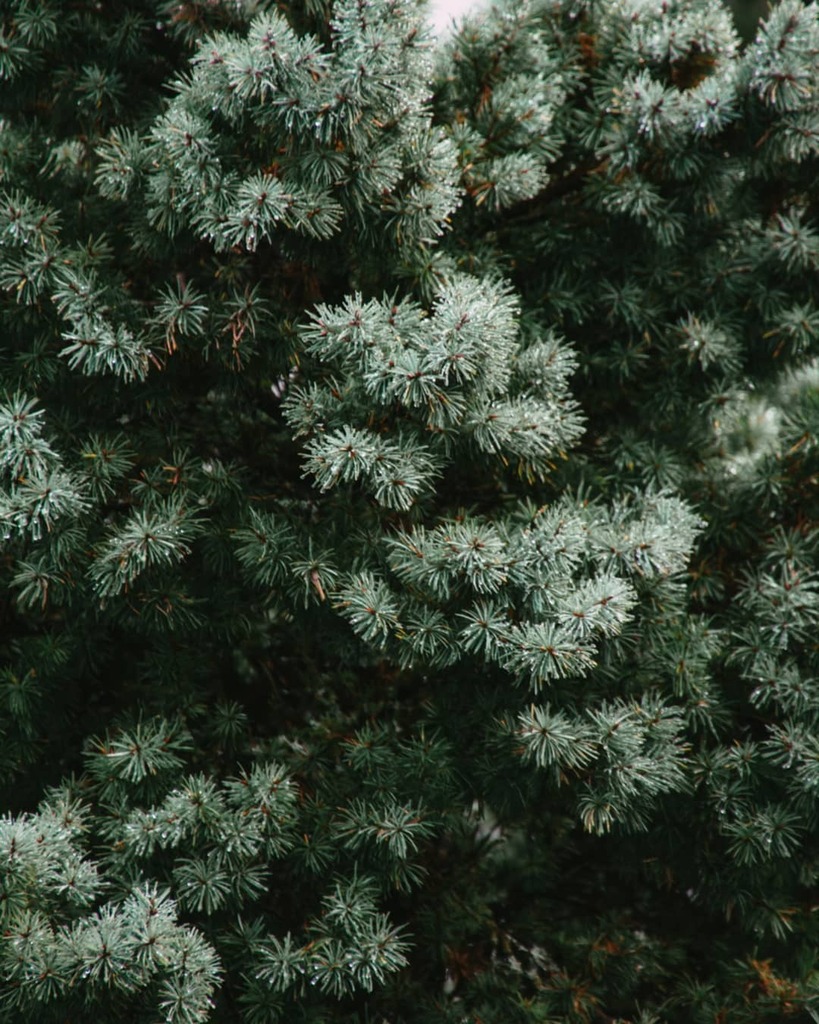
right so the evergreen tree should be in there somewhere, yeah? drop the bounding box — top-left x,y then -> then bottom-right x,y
1,0 -> 817,1022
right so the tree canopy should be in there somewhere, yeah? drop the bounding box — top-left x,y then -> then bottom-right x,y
1,0 -> 818,1021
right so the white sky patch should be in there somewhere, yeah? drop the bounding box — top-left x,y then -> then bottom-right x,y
426,0 -> 487,35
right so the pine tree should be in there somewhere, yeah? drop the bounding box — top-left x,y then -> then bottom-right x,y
1,0 -> 818,1022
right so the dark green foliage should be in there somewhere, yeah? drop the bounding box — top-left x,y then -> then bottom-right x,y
1,0 -> 818,1021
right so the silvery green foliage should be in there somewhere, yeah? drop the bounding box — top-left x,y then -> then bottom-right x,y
0,786 -> 221,1023
99,1 -> 461,260
286,276 -> 584,495
0,393 -> 90,542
